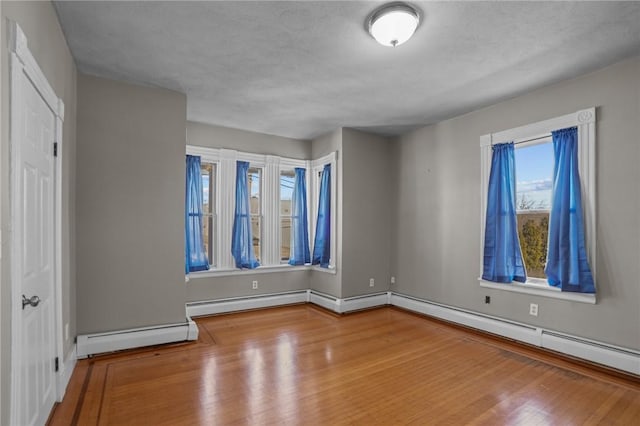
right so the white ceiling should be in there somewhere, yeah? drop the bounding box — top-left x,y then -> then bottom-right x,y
54,1 -> 640,140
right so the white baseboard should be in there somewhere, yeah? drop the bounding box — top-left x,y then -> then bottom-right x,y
56,344 -> 77,401
308,290 -> 340,312
76,318 -> 198,358
186,290 -> 309,317
308,290 -> 389,313
390,292 -> 640,375
187,290 -> 389,317
340,292 -> 389,313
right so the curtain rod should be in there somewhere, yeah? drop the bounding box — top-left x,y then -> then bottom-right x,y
514,134 -> 551,145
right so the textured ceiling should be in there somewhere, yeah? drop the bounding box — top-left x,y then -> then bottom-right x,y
54,1 -> 640,139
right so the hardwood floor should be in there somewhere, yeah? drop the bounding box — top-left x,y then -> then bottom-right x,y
49,305 -> 640,425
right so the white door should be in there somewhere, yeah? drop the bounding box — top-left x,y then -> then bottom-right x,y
13,61 -> 57,426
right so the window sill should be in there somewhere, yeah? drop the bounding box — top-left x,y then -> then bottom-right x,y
187,264 -> 310,280
311,265 -> 337,275
478,278 -> 596,304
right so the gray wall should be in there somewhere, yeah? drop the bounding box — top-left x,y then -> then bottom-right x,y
76,74 -> 187,334
185,121 -> 311,301
187,271 -> 310,302
188,121 -> 310,159
0,1 -> 77,423
341,129 -> 392,298
391,56 -> 640,350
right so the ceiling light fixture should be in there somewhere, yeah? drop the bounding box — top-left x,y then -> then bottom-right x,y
367,2 -> 420,47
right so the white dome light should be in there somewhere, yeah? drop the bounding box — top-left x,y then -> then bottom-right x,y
368,3 -> 420,47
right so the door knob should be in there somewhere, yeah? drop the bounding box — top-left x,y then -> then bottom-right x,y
22,295 -> 40,310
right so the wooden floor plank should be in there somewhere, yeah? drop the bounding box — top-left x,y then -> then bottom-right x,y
48,305 -> 640,425
47,361 -> 90,426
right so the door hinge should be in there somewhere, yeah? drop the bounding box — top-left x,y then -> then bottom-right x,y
53,142 -> 58,157
55,357 -> 59,372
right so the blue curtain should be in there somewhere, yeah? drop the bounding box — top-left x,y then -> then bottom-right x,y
231,161 -> 260,269
482,143 -> 527,283
545,127 -> 595,293
312,164 -> 331,267
185,155 -> 209,273
289,168 -> 311,265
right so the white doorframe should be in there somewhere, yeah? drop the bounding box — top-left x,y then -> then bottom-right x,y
8,21 -> 65,424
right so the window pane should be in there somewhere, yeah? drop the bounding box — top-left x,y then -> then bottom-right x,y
201,163 -> 215,266
515,142 -> 553,279
202,214 -> 215,267
202,215 -> 208,263
280,170 -> 294,262
280,170 -> 295,216
517,212 -> 549,279
248,167 -> 261,215
281,217 -> 291,261
201,163 -> 214,214
251,216 -> 261,262
515,142 -> 553,211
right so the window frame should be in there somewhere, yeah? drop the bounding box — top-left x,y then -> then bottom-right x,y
479,108 -> 596,304
311,152 -> 337,272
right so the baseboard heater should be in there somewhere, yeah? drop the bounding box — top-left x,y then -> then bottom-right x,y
186,289 -> 389,317
308,290 -> 339,312
76,318 -> 198,359
186,290 -> 309,318
541,330 -> 640,375
309,290 -> 389,314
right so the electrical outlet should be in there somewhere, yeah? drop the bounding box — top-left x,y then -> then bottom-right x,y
390,276 -> 396,284
252,280 -> 258,290
369,278 -> 375,287
485,296 -> 491,304
529,303 -> 538,316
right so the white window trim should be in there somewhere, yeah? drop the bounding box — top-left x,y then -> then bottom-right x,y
185,145 -> 310,275
187,264 -> 311,279
311,152 -> 337,271
247,165 -> 264,263
479,108 -> 596,304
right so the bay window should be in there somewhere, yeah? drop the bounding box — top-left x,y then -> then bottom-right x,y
186,146 -> 334,276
